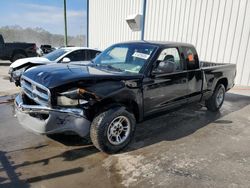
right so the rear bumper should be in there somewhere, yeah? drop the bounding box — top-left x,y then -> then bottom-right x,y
15,94 -> 90,137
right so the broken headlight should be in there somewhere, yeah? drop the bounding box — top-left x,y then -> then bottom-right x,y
8,67 -> 13,74
57,88 -> 89,106
12,67 -> 26,78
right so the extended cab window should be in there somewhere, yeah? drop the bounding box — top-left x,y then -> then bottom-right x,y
182,47 -> 199,70
156,48 -> 182,72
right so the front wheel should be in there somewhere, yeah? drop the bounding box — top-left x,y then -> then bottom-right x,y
90,107 -> 136,153
205,84 -> 225,112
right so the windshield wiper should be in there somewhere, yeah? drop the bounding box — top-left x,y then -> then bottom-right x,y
106,65 -> 123,72
97,64 -> 123,72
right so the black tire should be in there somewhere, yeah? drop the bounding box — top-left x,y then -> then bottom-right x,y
205,84 -> 226,112
11,53 -> 26,62
90,107 -> 136,153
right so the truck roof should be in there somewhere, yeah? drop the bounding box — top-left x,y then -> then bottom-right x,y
119,40 -> 195,48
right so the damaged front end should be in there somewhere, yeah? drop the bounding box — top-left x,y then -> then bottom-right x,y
56,87 -> 100,107
15,76 -> 93,137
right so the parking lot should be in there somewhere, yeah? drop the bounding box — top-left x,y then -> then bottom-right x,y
0,63 -> 250,188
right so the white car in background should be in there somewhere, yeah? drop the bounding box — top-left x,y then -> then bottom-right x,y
9,47 -> 101,86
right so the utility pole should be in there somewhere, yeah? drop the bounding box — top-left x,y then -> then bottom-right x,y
141,0 -> 147,40
64,0 -> 68,46
86,0 -> 89,47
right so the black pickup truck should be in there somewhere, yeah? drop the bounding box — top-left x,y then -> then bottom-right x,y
15,41 -> 236,153
0,34 -> 37,62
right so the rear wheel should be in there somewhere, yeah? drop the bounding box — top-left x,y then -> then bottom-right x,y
11,53 -> 26,62
205,84 -> 225,112
90,107 -> 136,153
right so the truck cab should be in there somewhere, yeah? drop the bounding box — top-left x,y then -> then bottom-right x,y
143,43 -> 203,115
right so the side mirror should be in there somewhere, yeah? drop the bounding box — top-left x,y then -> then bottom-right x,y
61,57 -> 71,63
152,60 -> 176,74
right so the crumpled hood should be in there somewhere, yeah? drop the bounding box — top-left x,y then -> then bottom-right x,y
10,57 -> 51,68
22,64 -> 143,89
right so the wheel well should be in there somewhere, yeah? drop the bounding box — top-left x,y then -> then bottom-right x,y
216,78 -> 228,90
123,100 -> 140,123
89,99 -> 140,122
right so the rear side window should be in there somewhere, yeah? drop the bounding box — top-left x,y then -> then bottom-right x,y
85,50 -> 101,60
182,47 -> 199,70
90,50 -> 100,59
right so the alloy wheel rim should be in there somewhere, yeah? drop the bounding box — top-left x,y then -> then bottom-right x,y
216,87 -> 224,107
107,116 -> 131,145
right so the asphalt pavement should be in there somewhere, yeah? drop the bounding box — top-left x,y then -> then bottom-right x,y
0,64 -> 20,97
0,63 -> 250,187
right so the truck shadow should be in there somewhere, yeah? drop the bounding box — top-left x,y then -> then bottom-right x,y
0,146 -> 95,187
47,92 -> 250,153
46,93 -> 250,153
127,92 -> 250,151
0,151 -> 29,188
48,134 -> 91,146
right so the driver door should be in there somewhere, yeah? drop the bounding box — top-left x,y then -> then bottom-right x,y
143,47 -> 188,116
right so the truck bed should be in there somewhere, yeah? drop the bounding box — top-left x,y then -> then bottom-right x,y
200,61 -> 236,94
200,61 -> 229,68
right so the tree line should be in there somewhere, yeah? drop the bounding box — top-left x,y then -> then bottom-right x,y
0,25 -> 86,47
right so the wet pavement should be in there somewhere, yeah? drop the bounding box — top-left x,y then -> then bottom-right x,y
0,91 -> 250,188
0,65 -> 20,97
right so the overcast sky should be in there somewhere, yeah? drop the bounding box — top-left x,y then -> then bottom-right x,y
0,0 -> 87,36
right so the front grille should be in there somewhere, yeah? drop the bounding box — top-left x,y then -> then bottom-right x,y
21,76 -> 51,106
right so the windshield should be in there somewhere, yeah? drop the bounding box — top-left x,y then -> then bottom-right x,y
93,43 -> 157,73
44,49 -> 70,61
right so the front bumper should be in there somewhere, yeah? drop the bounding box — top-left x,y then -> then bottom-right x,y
15,94 -> 90,137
